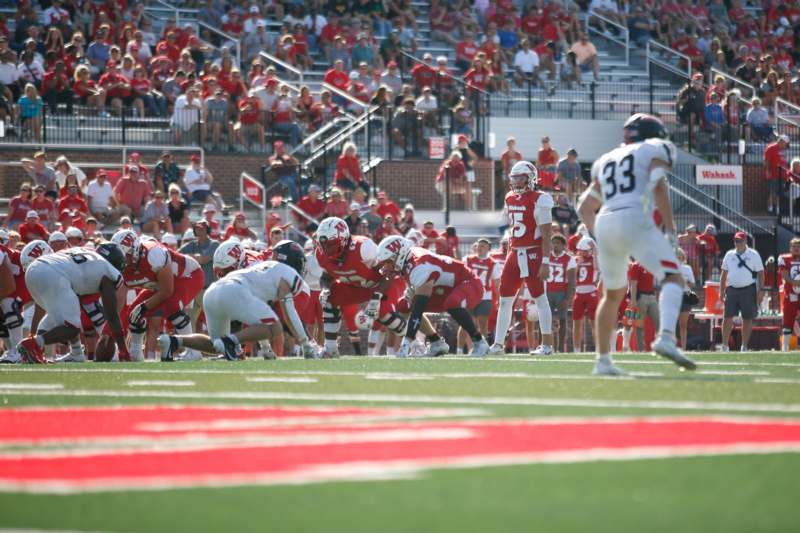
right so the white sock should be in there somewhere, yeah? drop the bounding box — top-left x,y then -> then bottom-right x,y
176,322 -> 193,335
34,334 -> 45,348
658,282 -> 683,339
386,346 -> 396,356
493,296 -> 515,345
534,294 -> 552,335
597,352 -> 613,363
782,330 -> 791,352
70,341 -> 84,356
146,351 -> 155,360
324,339 -> 338,352
6,326 -> 22,355
130,332 -> 144,357
368,329 -> 385,355
622,328 -> 632,351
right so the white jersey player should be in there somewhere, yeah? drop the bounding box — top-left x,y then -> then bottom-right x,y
17,244 -> 130,364
159,241 -> 320,360
578,113 -> 696,375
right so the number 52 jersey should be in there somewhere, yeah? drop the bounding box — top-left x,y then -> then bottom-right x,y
591,138 -> 677,217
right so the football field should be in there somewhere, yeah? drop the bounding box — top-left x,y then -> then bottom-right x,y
0,353 -> 799,533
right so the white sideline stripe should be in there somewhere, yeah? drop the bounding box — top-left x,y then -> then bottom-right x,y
246,377 -> 318,383
126,380 -> 195,387
365,374 -> 435,381
0,383 -> 64,390
696,370 -> 771,376
0,442 -> 798,494
3,388 -> 800,414
755,378 -> 800,385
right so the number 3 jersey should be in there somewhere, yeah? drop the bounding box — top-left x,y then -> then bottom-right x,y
28,248 -> 122,295
591,138 -> 677,217
504,189 -> 554,249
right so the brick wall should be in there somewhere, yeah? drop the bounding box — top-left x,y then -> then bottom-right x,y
1,147 -> 494,210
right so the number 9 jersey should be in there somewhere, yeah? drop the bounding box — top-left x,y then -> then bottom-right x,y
591,138 -> 677,217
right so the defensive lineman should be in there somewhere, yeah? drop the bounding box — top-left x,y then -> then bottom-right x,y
577,113 -> 696,375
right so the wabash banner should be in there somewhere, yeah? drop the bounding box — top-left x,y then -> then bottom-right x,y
241,174 -> 264,207
696,165 -> 743,186
0,406 -> 799,493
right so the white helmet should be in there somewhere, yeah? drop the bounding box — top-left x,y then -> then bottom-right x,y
354,309 -> 373,331
316,217 -> 350,257
0,229 -> 9,245
213,240 -> 244,273
576,237 -> 595,252
111,229 -> 141,261
508,160 -> 538,193
48,231 -> 67,244
405,228 -> 424,246
161,232 -> 178,247
302,238 -> 315,254
20,240 -> 53,271
253,240 -> 268,252
376,236 -> 413,276
240,238 -> 255,250
182,228 -> 195,242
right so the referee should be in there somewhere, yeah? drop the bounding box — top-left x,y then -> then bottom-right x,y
719,232 -> 765,351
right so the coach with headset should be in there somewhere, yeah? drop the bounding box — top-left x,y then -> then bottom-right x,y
719,231 -> 765,351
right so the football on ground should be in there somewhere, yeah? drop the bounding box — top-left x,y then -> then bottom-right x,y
93,335 -> 116,362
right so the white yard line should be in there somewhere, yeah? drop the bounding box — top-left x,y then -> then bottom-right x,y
3,388 -> 800,414
696,370 -> 771,376
755,378 -> 800,385
126,380 -> 195,387
0,383 -> 64,390
246,377 -> 318,383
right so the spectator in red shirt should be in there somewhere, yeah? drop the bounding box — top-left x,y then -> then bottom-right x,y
271,86 -> 302,147
6,182 -> 34,229
319,14 -> 344,59
324,59 -> 350,92
310,90 -> 339,130
41,60 -> 72,114
113,165 -> 152,219
334,142 -> 369,194
57,183 -> 89,229
455,32 -> 479,72
19,210 -> 50,243
537,136 -> 559,189
764,134 -> 789,215
442,225 -> 460,259
375,191 -> 401,221
98,60 -> 132,115
500,136 -> 522,176
410,53 -> 436,91
324,188 -> 349,218
30,184 -> 55,229
72,64 -> 105,111
464,56 -> 491,92
236,94 -> 265,148
295,184 -> 326,231
223,212 -> 257,241
201,204 -> 221,239
698,223 -> 720,279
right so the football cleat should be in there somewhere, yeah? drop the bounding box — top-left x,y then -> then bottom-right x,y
652,335 -> 697,370
17,337 -> 48,364
322,345 -> 340,359
258,341 -> 276,360
177,349 -> 203,362
396,338 -> 412,358
215,337 -> 241,361
0,351 -> 21,364
302,341 -> 321,359
471,339 -> 490,357
425,339 -> 450,357
530,344 -> 554,356
158,334 -> 179,362
55,352 -> 86,363
592,358 -> 626,377
487,343 -> 506,356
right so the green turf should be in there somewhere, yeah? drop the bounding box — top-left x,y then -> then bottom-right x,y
1,352 -> 799,532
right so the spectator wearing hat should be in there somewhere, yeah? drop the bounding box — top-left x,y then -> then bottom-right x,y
86,25 -> 111,76
235,92 -> 265,150
126,153 -> 149,183
97,60 -> 132,116
334,142 -> 369,195
20,152 -> 57,200
269,225 -> 288,248
202,86 -> 233,150
267,141 -> 301,202
113,164 -> 152,219
119,216 -> 134,230
243,19 -> 271,63
223,212 -> 258,241
84,218 -> 99,241
154,151 -> 183,193
698,224 -> 720,279
57,183 -> 89,229
324,188 -> 349,218
380,60 -> 403,94
416,86 -> 440,137
19,210 -> 49,243
391,97 -> 422,156
6,183 -> 34,230
179,218 -> 220,328
87,169 -> 120,225
48,231 -> 68,252
30,184 -> 55,229
53,155 -> 87,193
344,201 -> 364,235
719,232 -> 765,351
184,154 -> 217,206
141,189 -> 172,235
764,134 -> 789,215
678,224 -> 702,283
271,85 -> 302,147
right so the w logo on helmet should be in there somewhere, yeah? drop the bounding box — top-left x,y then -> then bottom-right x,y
29,245 -> 47,259
335,221 -> 348,234
386,238 -> 404,254
120,234 -> 136,248
227,246 -> 242,261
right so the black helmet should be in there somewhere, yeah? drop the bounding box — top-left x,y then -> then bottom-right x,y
623,113 -> 668,143
96,242 -> 126,271
271,240 -> 306,275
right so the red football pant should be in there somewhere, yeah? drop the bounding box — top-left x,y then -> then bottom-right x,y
572,291 -> 599,321
783,297 -> 800,329
397,278 -> 483,313
129,268 -> 204,320
498,248 -> 545,298
300,289 -> 323,325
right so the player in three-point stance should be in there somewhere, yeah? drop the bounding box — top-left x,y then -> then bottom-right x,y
489,160 -> 556,355
577,113 -> 697,375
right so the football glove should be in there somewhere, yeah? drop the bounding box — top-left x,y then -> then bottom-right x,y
128,302 -> 148,326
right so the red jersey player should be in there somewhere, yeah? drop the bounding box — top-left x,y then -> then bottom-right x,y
547,234 -> 576,352
111,230 -> 204,362
779,237 -> 800,351
624,260 -> 659,352
572,237 -> 599,352
0,243 -> 33,364
487,232 -> 509,335
311,217 -> 406,357
489,160 -> 555,355
375,235 -> 490,357
459,238 -> 500,352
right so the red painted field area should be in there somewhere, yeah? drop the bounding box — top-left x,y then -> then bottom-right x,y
1,406 -> 799,492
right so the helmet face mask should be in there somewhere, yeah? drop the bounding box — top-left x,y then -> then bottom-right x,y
508,161 -> 538,193
213,241 -> 244,276
316,217 -> 350,259
111,229 -> 141,263
376,236 -> 411,278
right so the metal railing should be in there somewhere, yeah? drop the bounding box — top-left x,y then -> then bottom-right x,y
710,67 -> 756,100
259,51 -> 303,84
587,10 -> 630,66
647,39 -> 691,79
197,21 -> 241,67
0,143 -> 203,165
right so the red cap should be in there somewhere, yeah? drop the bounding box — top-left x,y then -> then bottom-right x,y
387,60 -> 397,68
234,211 -> 246,219
130,152 -> 140,161
266,78 -> 278,87
734,231 -> 747,241
106,59 -> 116,68
458,134 -> 468,143
190,154 -> 200,162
